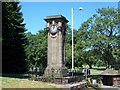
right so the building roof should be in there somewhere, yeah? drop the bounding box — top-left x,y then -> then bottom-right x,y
101,69 -> 117,75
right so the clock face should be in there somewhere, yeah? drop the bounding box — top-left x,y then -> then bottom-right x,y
50,25 -> 57,34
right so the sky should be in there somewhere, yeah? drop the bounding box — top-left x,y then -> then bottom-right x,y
20,2 -> 118,34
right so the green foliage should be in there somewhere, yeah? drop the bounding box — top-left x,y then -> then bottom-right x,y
77,7 -> 120,69
112,47 -> 120,69
65,25 -> 72,68
2,2 -> 27,73
25,30 -> 47,69
86,82 -> 101,90
95,60 -> 105,67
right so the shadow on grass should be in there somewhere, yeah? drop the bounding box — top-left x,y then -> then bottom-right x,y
2,73 -> 30,79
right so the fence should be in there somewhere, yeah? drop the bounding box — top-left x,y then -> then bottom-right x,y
28,67 -> 85,84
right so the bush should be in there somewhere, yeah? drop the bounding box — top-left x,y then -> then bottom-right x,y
86,81 -> 101,90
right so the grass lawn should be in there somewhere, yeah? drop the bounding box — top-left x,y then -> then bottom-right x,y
90,66 -> 106,75
1,66 -> 117,89
90,69 -> 104,75
1,76 -> 57,89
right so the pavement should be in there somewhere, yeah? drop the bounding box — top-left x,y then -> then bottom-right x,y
100,85 -> 120,90
55,81 -> 87,89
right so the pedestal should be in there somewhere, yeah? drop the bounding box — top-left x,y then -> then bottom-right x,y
44,66 -> 67,78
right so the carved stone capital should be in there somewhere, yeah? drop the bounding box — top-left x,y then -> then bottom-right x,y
46,27 -> 50,31
57,26 -> 62,31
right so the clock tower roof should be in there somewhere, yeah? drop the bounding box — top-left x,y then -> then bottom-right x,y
44,15 -> 68,23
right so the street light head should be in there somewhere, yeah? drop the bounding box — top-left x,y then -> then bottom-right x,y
79,7 -> 83,10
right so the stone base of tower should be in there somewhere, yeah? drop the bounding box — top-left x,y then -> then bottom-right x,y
43,66 -> 83,84
44,66 -> 68,78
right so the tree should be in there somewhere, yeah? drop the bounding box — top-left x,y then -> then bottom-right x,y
25,30 -> 47,70
65,25 -> 72,68
2,2 -> 27,73
112,47 -> 120,69
77,7 -> 120,68
75,29 -> 89,68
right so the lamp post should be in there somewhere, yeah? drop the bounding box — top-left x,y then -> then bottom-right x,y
71,7 -> 83,70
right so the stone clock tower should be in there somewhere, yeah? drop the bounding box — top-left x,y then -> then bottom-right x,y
44,15 -> 68,77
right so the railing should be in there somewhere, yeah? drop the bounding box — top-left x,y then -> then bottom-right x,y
28,67 -> 85,84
